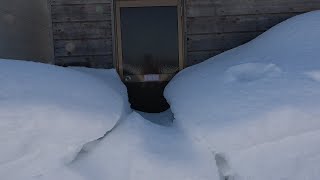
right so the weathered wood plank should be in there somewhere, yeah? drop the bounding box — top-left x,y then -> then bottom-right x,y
54,39 -> 112,56
55,55 -> 113,68
215,0 -> 320,16
187,13 -> 296,34
187,32 -> 261,51
51,0 -> 111,5
186,0 -> 320,17
186,4 -> 216,17
53,21 -> 112,39
186,50 -> 223,66
186,0 -> 217,17
51,4 -> 112,22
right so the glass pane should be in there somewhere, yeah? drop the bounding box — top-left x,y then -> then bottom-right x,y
120,6 -> 179,76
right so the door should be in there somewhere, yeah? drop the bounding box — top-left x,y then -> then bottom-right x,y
115,0 -> 185,82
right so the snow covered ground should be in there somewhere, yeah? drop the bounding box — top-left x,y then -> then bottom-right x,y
0,60 -> 130,179
165,10 -> 320,179
70,112 -> 219,180
1,10 -> 320,180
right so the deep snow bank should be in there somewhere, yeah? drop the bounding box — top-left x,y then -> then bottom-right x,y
0,60 -> 130,179
165,11 -> 320,179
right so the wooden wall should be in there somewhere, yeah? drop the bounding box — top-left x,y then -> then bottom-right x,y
50,0 -> 113,68
186,0 -> 320,66
49,0 -> 320,68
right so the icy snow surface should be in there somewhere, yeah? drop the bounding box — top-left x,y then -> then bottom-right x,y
165,10 -> 320,179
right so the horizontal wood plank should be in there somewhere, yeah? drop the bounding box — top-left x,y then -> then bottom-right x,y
186,50 -> 223,66
55,55 -> 113,68
215,0 -> 320,16
54,39 -> 113,56
186,0 -> 217,17
51,4 -> 112,22
51,0 -> 111,5
187,32 -> 261,51
117,0 -> 178,7
53,21 -> 112,39
186,0 -> 320,17
187,13 -> 296,34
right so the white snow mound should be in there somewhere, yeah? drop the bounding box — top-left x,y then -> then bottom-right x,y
165,10 -> 320,179
0,60 -> 130,179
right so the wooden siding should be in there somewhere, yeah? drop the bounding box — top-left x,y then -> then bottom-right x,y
186,0 -> 320,66
49,0 -> 320,68
50,0 -> 113,68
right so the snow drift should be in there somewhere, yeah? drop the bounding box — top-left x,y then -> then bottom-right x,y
2,10 -> 320,180
0,60 -> 130,179
70,112 -> 219,180
165,10 -> 320,179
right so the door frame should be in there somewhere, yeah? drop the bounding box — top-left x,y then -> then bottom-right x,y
113,0 -> 185,82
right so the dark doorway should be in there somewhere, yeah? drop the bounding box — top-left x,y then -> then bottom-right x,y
114,0 -> 184,112
115,0 -> 185,82
120,6 -> 179,80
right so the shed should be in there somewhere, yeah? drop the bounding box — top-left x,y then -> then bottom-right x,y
49,0 -> 320,82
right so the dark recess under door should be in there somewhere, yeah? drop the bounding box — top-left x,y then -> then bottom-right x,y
125,82 -> 170,113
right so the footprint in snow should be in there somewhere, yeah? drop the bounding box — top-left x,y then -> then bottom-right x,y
224,63 -> 282,83
305,70 -> 320,82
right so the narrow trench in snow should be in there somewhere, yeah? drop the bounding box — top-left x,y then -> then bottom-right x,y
125,82 -> 170,113
71,79 -> 236,179
71,80 -> 237,180
126,81 -> 175,126
71,82 -> 173,163
71,109 -> 174,164
215,153 -> 237,180
136,109 -> 174,126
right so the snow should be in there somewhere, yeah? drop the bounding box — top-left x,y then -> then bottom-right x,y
136,109 -> 174,126
228,129 -> 320,180
1,10 -> 320,180
165,10 -> 320,179
0,60 -> 130,179
305,70 -> 320,82
70,112 -> 219,180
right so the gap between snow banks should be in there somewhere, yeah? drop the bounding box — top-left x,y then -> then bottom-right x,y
72,108 -> 175,163
68,69 -> 229,180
